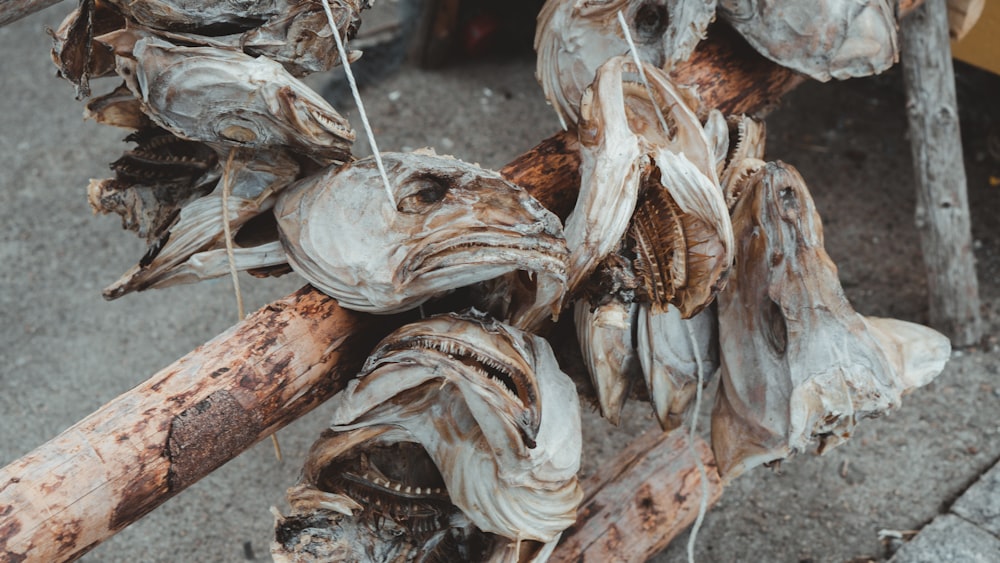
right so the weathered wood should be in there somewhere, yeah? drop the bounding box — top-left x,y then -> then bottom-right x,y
0,0 -> 64,27
948,0 -> 985,41
550,430 -> 722,562
0,288 -> 403,562
900,0 -> 983,346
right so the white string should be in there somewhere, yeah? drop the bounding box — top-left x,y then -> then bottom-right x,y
320,0 -> 395,206
220,150 -> 246,322
616,10 -> 711,560
616,11 -> 672,136
684,321 -> 710,563
220,150 -> 283,461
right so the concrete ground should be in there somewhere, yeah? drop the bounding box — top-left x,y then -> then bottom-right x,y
2,4 -> 999,562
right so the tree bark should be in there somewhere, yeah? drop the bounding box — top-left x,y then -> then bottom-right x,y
550,429 -> 722,562
0,288 -> 405,562
0,0 -> 64,27
901,0 -> 983,346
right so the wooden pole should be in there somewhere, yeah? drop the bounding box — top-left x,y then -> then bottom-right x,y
0,288 -> 403,561
0,0 -> 64,27
551,429 -> 722,562
900,0 -> 983,346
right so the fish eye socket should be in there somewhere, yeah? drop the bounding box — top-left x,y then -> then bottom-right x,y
763,298 -> 788,356
634,3 -> 668,40
396,177 -> 449,214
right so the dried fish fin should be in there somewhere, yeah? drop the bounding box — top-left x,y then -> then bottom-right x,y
717,0 -> 899,81
49,0 -> 124,98
637,304 -> 718,430
863,316 -> 951,390
102,149 -> 298,299
84,82 -> 151,130
574,298 -> 641,425
711,161 -> 949,479
704,109 -> 729,179
106,241 -> 288,297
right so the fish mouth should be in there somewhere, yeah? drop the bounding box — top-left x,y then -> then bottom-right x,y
317,440 -> 455,535
375,326 -> 542,448
277,86 -> 354,147
403,230 -> 568,286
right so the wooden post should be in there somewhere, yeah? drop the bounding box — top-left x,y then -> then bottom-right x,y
900,0 -> 983,346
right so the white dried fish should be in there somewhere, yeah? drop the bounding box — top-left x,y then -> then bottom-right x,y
717,0 -> 899,81
274,151 -> 568,328
101,32 -> 355,164
272,312 -> 583,561
535,0 -> 717,127
574,298 -> 641,425
637,304 -> 718,430
101,148 -> 298,299
566,55 -> 728,299
711,162 -> 950,479
102,0 -> 283,32
329,312 -> 583,545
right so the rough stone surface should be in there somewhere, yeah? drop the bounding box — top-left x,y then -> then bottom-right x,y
890,514 -> 1000,563
952,463 -> 1000,537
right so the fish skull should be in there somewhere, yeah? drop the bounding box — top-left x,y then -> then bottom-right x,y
535,0 -> 717,127
104,33 -> 355,164
566,55 -> 731,309
711,161 -> 950,479
717,0 -> 899,81
274,311 -> 583,559
274,151 -> 568,328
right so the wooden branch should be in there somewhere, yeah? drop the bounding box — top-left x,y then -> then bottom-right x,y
0,3 -> 929,559
900,0 -> 983,346
0,288 -> 405,561
551,430 -> 723,562
0,0 -> 64,27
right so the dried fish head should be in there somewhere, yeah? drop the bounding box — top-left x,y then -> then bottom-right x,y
574,298 -> 641,425
631,150 -> 733,316
711,162 -> 950,479
106,34 -> 354,163
719,114 -> 767,209
88,127 -> 218,242
241,0 -> 365,76
567,56 -> 731,312
102,0 -> 282,32
275,152 -> 568,325
637,303 -> 718,430
49,0 -> 125,98
276,312 -> 582,558
717,0 -> 899,81
101,147 -> 299,299
535,0 -> 717,127
272,426 -> 500,562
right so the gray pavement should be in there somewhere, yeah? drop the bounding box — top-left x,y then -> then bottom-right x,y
3,4 -> 1000,562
